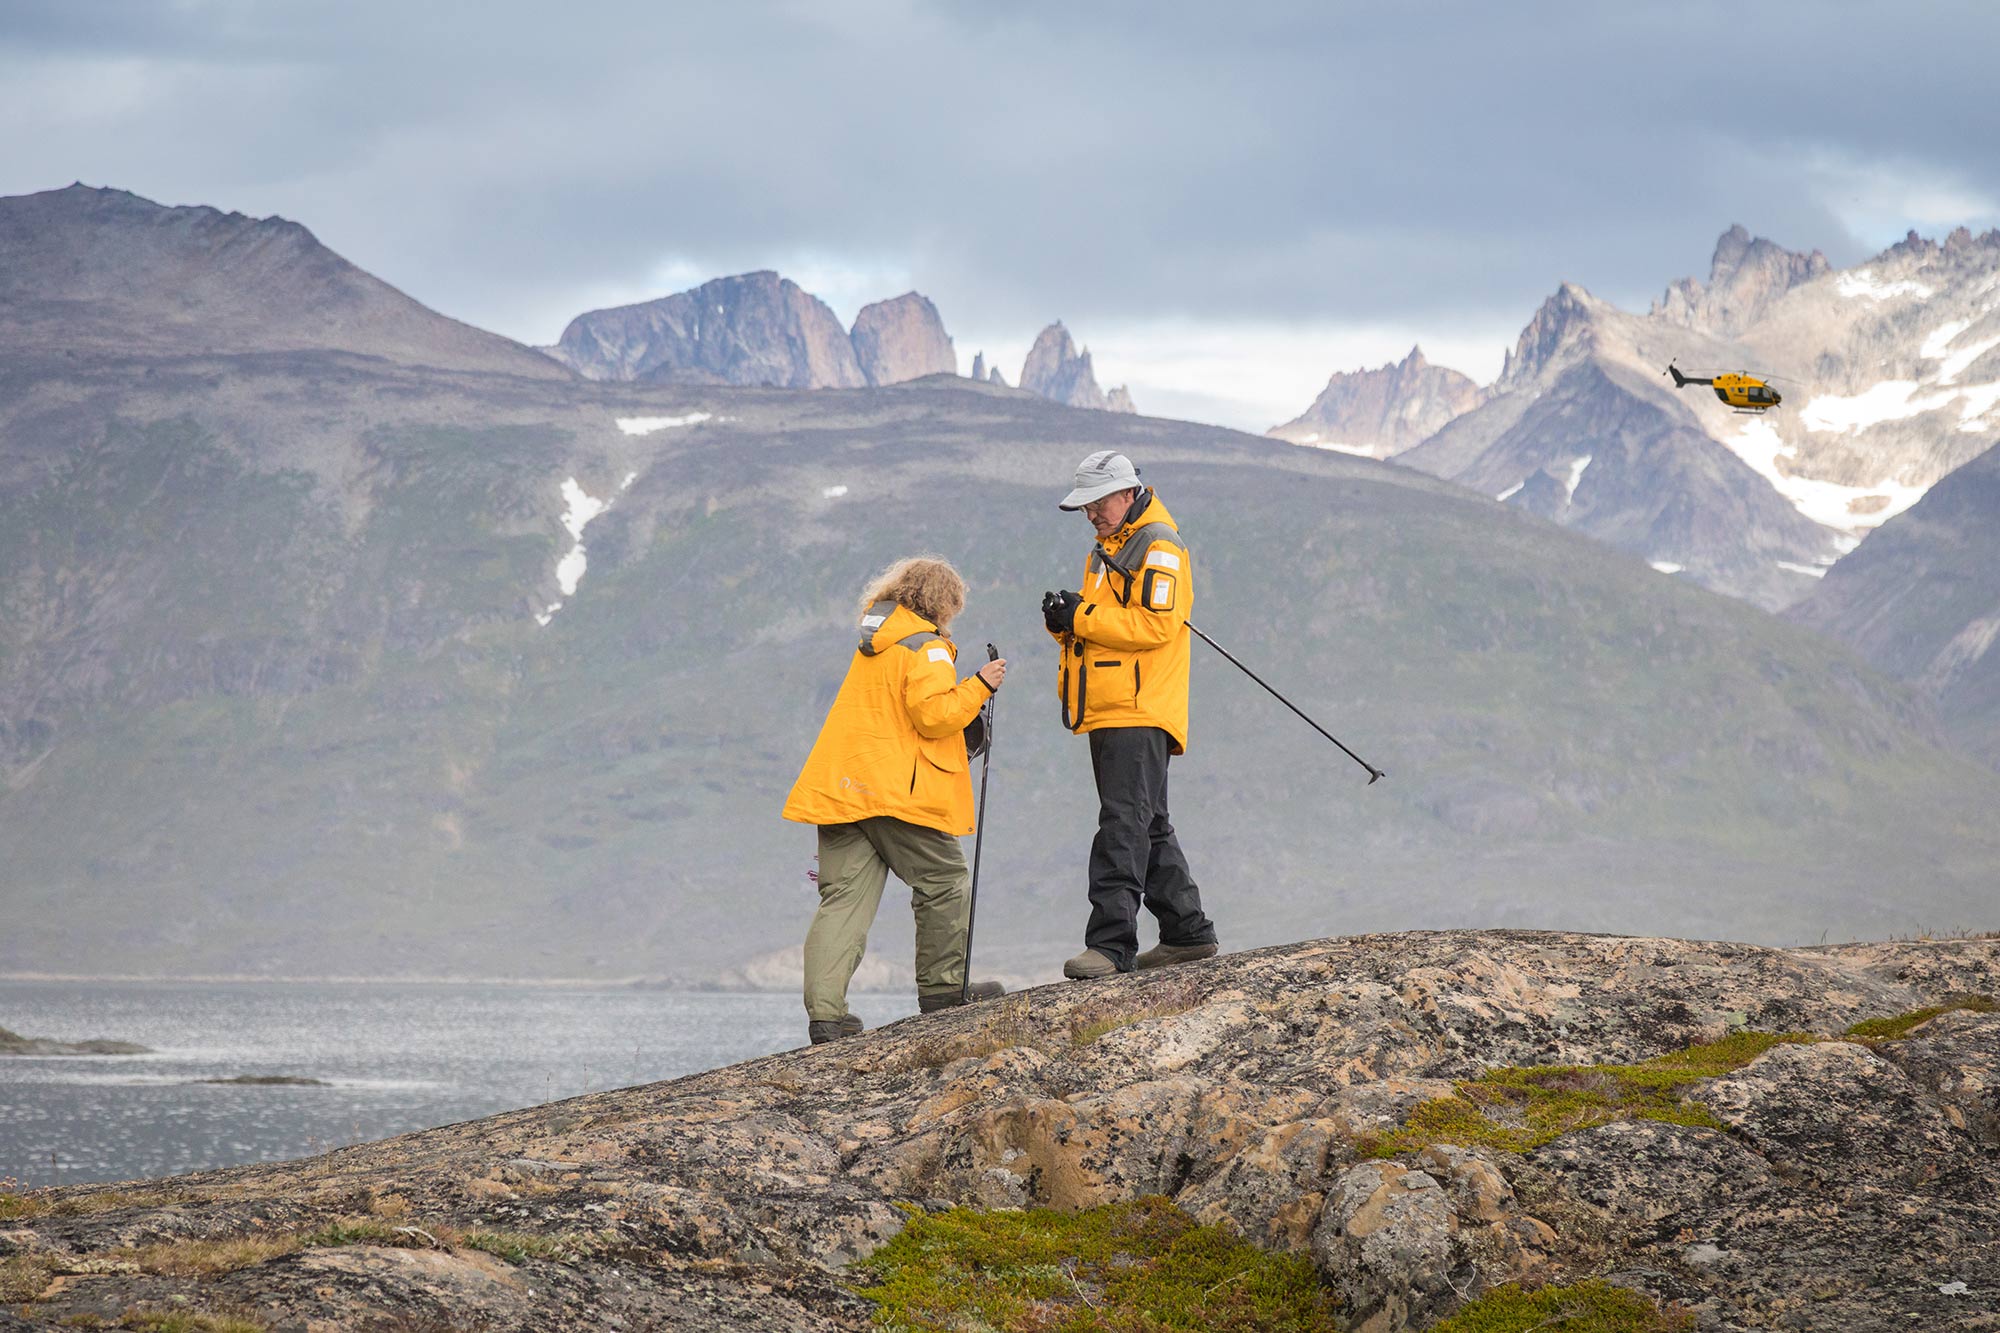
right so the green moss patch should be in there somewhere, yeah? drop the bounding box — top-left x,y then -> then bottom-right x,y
300,1216 -> 442,1249
2,1253 -> 57,1301
0,1189 -> 44,1220
47,1189 -> 194,1218
1844,995 -> 1994,1041
1365,1031 -> 1816,1158
460,1228 -> 601,1264
1428,1280 -> 1693,1331
118,1309 -> 269,1333
851,1195 -> 1339,1332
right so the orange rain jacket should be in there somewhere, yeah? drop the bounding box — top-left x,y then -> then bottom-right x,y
783,601 -> 994,836
1051,490 -> 1193,753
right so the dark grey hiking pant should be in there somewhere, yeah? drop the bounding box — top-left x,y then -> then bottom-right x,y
1085,726 -> 1217,971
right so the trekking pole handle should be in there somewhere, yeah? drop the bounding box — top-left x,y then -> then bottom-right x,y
1187,621 -> 1385,785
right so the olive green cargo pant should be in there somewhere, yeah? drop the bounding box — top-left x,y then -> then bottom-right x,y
804,817 -> 969,1022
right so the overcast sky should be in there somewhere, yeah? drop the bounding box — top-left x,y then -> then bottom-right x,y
6,0 -> 1998,429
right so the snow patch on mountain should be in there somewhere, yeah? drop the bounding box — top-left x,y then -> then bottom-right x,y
1282,431 -> 1379,457
1723,418 -> 1927,533
1954,382 -> 2000,429
1649,560 -> 1684,574
616,412 -> 712,435
1835,271 -> 1934,302
1937,334 -> 2000,385
536,474 -> 636,625
1921,318 -> 1974,360
1562,455 -> 1592,501
1799,382 -> 1933,434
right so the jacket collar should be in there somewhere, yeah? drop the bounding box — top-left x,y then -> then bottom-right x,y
1102,489 -> 1173,554
858,600 -> 942,656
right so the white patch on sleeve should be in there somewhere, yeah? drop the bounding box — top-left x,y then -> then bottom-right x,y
1150,575 -> 1175,608
1145,549 -> 1182,570
927,646 -> 951,663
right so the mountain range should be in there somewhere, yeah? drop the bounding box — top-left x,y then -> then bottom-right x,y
548,272 -> 1135,411
1267,346 -> 1480,457
1276,224 -> 2000,616
3,184 -> 1997,985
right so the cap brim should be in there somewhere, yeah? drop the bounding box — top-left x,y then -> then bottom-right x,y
1058,479 -> 1129,511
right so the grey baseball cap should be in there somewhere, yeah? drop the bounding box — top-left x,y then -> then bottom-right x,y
1058,450 -> 1143,510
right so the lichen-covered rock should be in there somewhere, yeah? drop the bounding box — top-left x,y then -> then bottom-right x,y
1879,1010 -> 2000,1143
1312,1148 -> 1556,1333
4,930 -> 1997,1330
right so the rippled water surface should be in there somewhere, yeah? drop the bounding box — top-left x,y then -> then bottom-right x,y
0,981 -> 918,1186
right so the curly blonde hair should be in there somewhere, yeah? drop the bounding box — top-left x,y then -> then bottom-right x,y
858,555 -> 967,635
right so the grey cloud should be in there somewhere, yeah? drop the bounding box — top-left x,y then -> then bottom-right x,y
3,0 -> 1997,347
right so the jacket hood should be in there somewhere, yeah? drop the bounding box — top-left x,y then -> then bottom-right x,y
858,601 -> 945,657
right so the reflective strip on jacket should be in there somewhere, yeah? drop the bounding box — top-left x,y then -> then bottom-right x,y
783,601 -> 993,836
1051,491 -> 1193,754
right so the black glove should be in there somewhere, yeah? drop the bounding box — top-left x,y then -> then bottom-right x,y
1041,589 -> 1083,634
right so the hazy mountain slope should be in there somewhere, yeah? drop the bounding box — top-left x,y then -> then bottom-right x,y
0,184 -> 565,379
1268,345 -> 1480,457
4,191 -> 1998,983
1383,227 -> 2000,612
1787,441 -> 2000,768
4,362 -> 1998,980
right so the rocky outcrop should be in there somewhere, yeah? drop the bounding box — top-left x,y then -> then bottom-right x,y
1653,224 -> 1831,336
1495,282 -> 1602,392
970,350 -> 987,382
549,271 -> 866,388
1268,346 -> 1481,457
0,1025 -> 149,1056
1018,321 -> 1132,412
848,292 -> 956,386
4,931 -> 1995,1331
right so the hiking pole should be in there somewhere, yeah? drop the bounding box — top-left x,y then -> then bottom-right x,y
961,643 -> 999,1004
1187,623 -> 1386,784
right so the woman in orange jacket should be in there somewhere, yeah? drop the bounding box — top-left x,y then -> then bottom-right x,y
782,556 -> 1009,1045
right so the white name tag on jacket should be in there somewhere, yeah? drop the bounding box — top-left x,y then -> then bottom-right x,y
1145,549 -> 1182,570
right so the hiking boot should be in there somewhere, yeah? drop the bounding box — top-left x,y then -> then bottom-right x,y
1136,940 -> 1218,971
807,1013 -> 864,1045
918,981 -> 1006,1013
1063,949 -> 1119,980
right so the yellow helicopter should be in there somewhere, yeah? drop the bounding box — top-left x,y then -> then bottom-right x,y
1665,360 -> 1782,413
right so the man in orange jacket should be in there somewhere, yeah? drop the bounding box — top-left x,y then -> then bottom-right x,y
783,556 -> 1008,1044
1043,451 -> 1219,980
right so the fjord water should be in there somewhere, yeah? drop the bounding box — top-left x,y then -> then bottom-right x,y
0,980 -> 918,1187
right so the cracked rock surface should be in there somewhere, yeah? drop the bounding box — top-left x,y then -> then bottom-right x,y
4,930 -> 1997,1330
